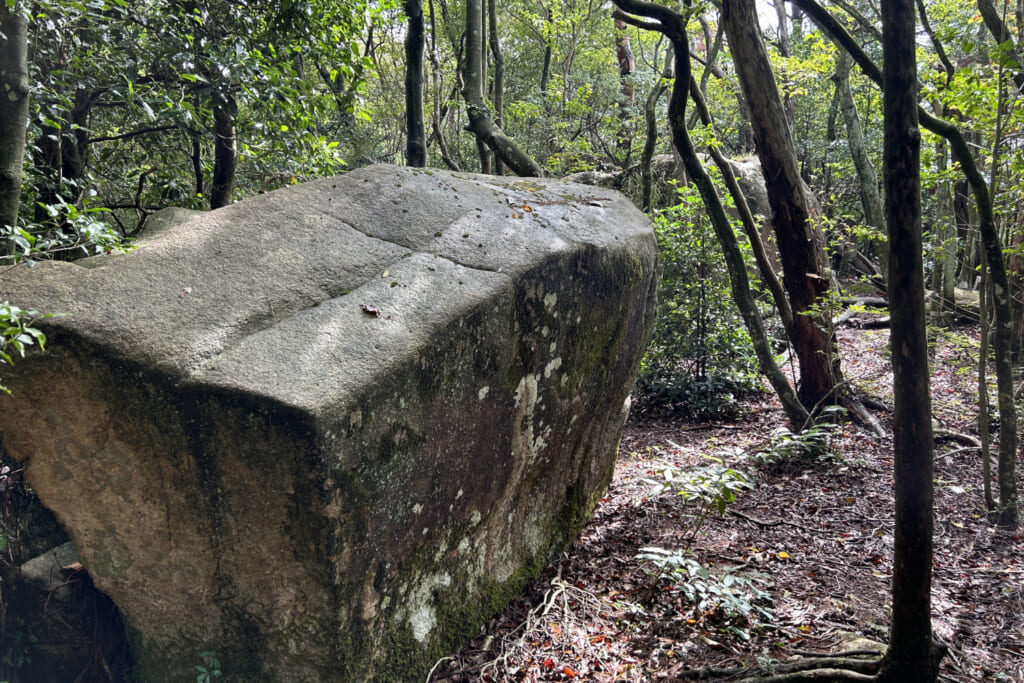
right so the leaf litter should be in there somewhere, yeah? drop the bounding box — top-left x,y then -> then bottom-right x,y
430,326 -> 1024,682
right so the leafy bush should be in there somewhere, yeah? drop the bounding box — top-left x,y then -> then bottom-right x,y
753,405 -> 845,468
646,454 -> 755,516
636,547 -> 773,634
2,198 -> 131,264
0,304 -> 51,394
644,451 -> 755,542
638,188 -> 764,417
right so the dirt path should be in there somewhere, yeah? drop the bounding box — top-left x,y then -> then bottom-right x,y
430,326 -> 1024,682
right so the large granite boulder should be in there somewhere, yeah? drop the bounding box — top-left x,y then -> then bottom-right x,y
0,166 -> 657,681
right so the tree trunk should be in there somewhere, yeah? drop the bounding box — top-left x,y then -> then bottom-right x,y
641,47 -> 670,212
688,80 -> 795,335
210,101 -> 237,209
487,0 -> 505,175
612,0 -> 810,431
833,49 -> 887,281
877,0 -> 943,677
428,0 -> 460,171
404,0 -> 427,167
0,5 -> 29,254
33,87 -> 92,230
615,17 -> 636,163
462,0 -> 543,177
469,0 -> 491,174
722,0 -> 841,410
774,0 -> 796,131
190,122 -> 204,197
823,66 -> 841,201
979,258 -> 996,512
540,7 -> 553,102
930,134 -> 956,324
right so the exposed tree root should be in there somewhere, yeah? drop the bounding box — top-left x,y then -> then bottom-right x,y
933,428 -> 981,448
728,508 -> 785,527
736,668 -> 878,683
681,637 -> 948,682
840,393 -> 886,438
678,654 -> 882,682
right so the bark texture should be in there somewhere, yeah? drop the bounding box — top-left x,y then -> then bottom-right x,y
878,0 -> 942,678
687,79 -> 794,334
834,49 -> 887,280
487,0 -> 505,175
209,102 -> 237,209
404,0 -> 427,167
722,0 -> 840,411
0,5 -> 29,248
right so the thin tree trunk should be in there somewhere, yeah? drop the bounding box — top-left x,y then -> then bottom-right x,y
953,178 -> 975,287
462,0 -> 543,177
615,17 -> 636,163
540,7 -> 553,102
428,0 -> 460,171
979,258 -> 996,512
688,15 -> 724,130
472,0 -> 491,174
485,0 -> 505,176
210,102 -> 237,209
877,0 -> 943,677
641,46 -> 670,212
0,5 -> 29,254
774,0 -> 796,131
687,78 -> 795,334
404,0 -> 427,167
487,0 -> 505,175
985,37 -> 1019,528
722,0 -> 841,411
612,0 -> 809,431
190,124 -> 204,197
697,15 -> 723,99
930,134 -> 956,324
834,49 -> 887,280
823,76 -> 841,204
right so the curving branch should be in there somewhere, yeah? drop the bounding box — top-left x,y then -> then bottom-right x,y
612,0 -> 810,430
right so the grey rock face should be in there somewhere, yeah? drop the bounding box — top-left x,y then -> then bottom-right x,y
0,166 -> 657,681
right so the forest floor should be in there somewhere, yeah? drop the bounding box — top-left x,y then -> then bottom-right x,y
429,324 -> 1024,682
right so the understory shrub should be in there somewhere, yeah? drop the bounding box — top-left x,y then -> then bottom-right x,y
638,188 -> 765,417
752,405 -> 846,469
636,547 -> 773,636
